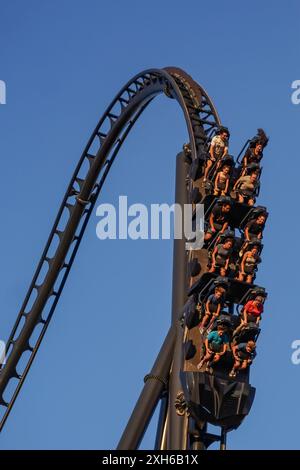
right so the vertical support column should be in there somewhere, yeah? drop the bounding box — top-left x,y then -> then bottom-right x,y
166,153 -> 189,449
154,391 -> 168,450
220,428 -> 227,450
116,326 -> 175,450
188,418 -> 207,450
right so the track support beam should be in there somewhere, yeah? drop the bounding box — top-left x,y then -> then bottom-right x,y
117,327 -> 175,450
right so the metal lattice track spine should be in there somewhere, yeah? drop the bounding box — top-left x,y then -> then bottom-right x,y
0,68 -> 220,431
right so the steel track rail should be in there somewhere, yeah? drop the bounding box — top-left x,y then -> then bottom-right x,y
0,67 -> 220,432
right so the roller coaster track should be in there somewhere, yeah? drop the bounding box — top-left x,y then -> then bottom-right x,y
0,67 -> 221,435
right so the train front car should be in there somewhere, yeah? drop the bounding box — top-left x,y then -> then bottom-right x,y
181,127 -> 269,442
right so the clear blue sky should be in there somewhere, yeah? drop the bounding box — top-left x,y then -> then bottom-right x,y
0,0 -> 299,450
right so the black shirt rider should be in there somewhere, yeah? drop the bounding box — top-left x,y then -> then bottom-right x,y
245,219 -> 265,237
242,147 -> 262,166
211,204 -> 230,229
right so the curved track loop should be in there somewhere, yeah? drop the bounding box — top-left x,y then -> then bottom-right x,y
0,68 -> 220,431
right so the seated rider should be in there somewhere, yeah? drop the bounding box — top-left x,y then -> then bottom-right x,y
244,213 -> 266,241
229,340 -> 257,377
237,242 -> 261,283
214,164 -> 230,196
241,128 -> 269,176
199,286 -> 226,331
197,325 -> 230,372
233,295 -> 264,337
209,237 -> 234,277
204,199 -> 231,242
203,126 -> 230,181
233,171 -> 259,206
